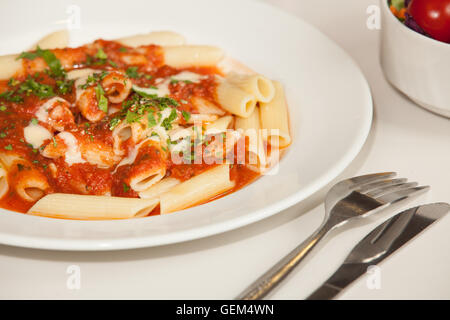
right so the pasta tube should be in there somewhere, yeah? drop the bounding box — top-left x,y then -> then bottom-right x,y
259,81 -> 291,148
138,177 -> 181,199
163,46 -> 224,68
160,164 -> 234,214
30,30 -> 69,50
28,194 -> 159,220
216,79 -> 256,118
226,72 -> 275,103
235,107 -> 266,169
0,164 -> 9,199
117,31 -> 186,47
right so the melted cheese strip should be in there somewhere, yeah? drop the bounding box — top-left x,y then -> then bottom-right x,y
23,124 -> 52,149
132,71 -> 206,98
132,80 -> 170,98
58,132 -> 86,166
171,71 -> 207,83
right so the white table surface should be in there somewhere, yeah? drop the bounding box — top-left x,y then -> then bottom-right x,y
1,0 -> 449,300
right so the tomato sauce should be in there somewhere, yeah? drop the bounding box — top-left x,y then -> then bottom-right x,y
0,39 -> 263,217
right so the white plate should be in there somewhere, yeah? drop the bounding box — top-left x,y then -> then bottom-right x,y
0,0 -> 372,251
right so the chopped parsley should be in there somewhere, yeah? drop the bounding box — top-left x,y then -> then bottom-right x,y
18,46 -> 66,78
125,67 -> 152,80
0,105 -> 6,111
30,118 -> 38,125
18,77 -> 55,99
108,60 -> 118,68
95,48 -> 108,60
123,183 -> 130,193
94,84 -> 108,113
147,112 -> 157,127
1,75 -> 57,102
108,117 -> 121,131
4,144 -> 12,150
8,78 -> 20,87
79,71 -> 109,89
126,67 -> 140,79
56,79 -> 74,94
161,108 -> 178,130
119,47 -> 127,53
126,109 -> 142,123
181,110 -> 191,122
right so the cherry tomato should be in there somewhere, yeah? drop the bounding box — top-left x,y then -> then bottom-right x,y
408,0 -> 450,43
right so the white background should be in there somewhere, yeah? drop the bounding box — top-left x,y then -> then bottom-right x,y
0,0 -> 449,299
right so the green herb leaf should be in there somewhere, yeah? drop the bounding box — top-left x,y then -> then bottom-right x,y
95,84 -> 108,113
4,144 -> 12,150
181,110 -> 191,122
30,118 -> 38,125
109,117 -> 121,130
126,67 -> 140,79
126,110 -> 141,123
161,108 -> 178,130
95,48 -> 108,60
147,112 -> 157,127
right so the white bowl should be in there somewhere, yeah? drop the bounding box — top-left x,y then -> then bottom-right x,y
380,0 -> 450,118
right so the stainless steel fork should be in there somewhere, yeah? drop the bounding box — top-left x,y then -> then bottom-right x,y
236,172 -> 429,300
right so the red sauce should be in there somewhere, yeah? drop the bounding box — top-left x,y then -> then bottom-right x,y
0,39 -> 263,217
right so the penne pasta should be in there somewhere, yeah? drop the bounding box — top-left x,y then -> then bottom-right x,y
205,115 -> 234,135
0,54 -> 23,79
127,142 -> 167,192
14,168 -> 50,202
235,107 -> 266,170
0,164 -> 9,199
216,79 -> 257,118
0,153 -> 24,170
160,164 -> 235,214
101,71 -> 132,103
187,113 -> 219,124
259,81 -> 291,148
117,31 -> 186,47
28,194 -> 159,220
30,30 -> 69,50
226,72 -> 275,103
163,45 -> 224,68
138,177 -> 181,199
191,97 -> 226,116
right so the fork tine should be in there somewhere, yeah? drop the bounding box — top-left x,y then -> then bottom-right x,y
367,182 -> 419,198
347,172 -> 397,189
376,186 -> 430,204
356,178 -> 407,194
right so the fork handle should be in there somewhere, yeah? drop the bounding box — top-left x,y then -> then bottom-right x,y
236,221 -> 334,300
